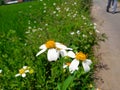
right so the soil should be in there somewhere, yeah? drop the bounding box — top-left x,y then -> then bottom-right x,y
91,0 -> 120,90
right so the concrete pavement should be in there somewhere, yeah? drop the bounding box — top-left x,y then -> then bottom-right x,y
91,0 -> 120,90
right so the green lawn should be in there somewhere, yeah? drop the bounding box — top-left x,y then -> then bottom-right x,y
0,1 -> 39,37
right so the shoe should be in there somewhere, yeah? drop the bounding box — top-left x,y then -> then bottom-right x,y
112,11 -> 116,14
106,9 -> 109,12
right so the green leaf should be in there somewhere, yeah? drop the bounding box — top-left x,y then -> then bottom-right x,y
57,83 -> 61,90
62,75 -> 75,90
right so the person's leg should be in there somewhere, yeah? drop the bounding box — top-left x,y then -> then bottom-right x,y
112,0 -> 114,6
107,0 -> 112,12
112,0 -> 117,13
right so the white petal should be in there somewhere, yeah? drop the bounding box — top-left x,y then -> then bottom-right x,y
85,59 -> 92,66
63,64 -> 68,68
23,66 -> 28,69
56,42 -> 67,49
66,48 -> 73,50
82,61 -> 91,72
15,74 -> 20,77
36,49 -> 47,57
76,30 -> 80,34
56,42 -> 72,50
69,59 -> 79,73
67,51 -> 75,58
22,73 -> 26,77
60,50 -> 75,58
25,70 -> 29,73
39,44 -> 47,49
70,32 -> 75,35
0,70 -> 2,73
47,49 -> 59,61
60,50 -> 67,57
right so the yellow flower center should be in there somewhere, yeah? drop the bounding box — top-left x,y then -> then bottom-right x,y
75,52 -> 86,61
66,62 -> 71,66
45,40 -> 56,48
19,69 -> 25,74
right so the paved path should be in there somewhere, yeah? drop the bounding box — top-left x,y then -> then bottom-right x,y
91,0 -> 120,90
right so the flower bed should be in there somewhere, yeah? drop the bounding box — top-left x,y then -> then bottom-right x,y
0,0 -> 105,89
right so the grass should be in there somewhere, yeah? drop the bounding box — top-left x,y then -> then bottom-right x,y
0,1 -> 37,37
0,0 -> 105,89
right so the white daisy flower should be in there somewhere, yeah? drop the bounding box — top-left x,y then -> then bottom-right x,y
82,34 -> 87,38
15,66 -> 29,78
36,40 -> 72,61
45,23 -> 48,26
53,3 -> 56,6
70,32 -> 75,35
28,26 -> 32,30
76,30 -> 80,34
73,14 -> 77,18
95,29 -> 100,33
0,69 -> 2,73
81,15 -> 86,20
56,7 -> 60,11
74,2 -> 77,5
93,23 -> 97,26
65,7 -> 69,12
53,11 -> 56,14
66,51 -> 92,73
43,10 -> 46,13
38,28 -> 43,31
